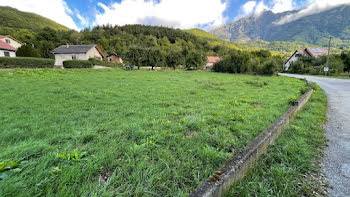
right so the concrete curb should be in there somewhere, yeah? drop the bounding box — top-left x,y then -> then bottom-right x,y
189,89 -> 314,197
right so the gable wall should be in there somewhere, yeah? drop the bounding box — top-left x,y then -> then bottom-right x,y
0,38 -> 22,49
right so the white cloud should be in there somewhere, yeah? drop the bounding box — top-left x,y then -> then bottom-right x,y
276,0 -> 350,25
95,0 -> 227,29
0,0 -> 78,30
235,0 -> 268,20
271,0 -> 293,13
242,1 -> 257,15
75,9 -> 89,27
254,1 -> 269,15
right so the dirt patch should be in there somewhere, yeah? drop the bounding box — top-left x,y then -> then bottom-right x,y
99,169 -> 114,185
93,65 -> 112,69
186,131 -> 198,138
252,104 -> 264,108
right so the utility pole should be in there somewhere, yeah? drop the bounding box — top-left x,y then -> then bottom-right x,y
325,37 -> 332,76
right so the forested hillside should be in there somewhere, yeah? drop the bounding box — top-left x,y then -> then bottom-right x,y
185,28 -> 343,56
0,6 -> 285,71
0,6 -> 69,33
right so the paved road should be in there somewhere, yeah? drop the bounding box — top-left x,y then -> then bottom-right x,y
280,74 -> 350,197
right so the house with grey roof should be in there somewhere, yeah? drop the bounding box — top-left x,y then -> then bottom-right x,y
285,48 -> 328,71
52,45 -> 104,66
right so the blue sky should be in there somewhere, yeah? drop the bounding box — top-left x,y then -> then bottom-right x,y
0,0 -> 348,30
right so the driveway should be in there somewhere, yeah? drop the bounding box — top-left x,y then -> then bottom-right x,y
280,73 -> 350,197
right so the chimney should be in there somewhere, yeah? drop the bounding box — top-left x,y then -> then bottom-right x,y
66,44 -> 69,48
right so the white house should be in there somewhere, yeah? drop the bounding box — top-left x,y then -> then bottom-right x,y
0,35 -> 22,49
285,48 -> 328,71
52,45 -> 104,66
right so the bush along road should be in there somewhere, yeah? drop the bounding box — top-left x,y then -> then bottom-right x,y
280,73 -> 350,197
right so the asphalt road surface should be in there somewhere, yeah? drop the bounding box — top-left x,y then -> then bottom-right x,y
280,73 -> 350,197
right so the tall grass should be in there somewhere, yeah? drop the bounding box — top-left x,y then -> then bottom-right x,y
228,84 -> 328,196
0,69 -> 307,196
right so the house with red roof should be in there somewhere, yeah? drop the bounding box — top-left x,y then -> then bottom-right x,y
0,35 -> 23,58
205,56 -> 221,70
285,48 -> 328,71
0,35 -> 22,49
0,40 -> 18,57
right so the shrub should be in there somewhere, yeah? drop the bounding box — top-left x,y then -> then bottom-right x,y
63,60 -> 93,69
259,60 -> 278,75
213,50 -> 252,73
185,51 -> 205,70
89,58 -> 122,68
0,57 -> 54,68
16,45 -> 41,58
288,61 -> 305,74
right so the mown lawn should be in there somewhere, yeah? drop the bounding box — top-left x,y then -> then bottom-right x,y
0,69 -> 307,196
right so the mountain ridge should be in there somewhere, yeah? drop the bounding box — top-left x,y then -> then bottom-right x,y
211,4 -> 350,50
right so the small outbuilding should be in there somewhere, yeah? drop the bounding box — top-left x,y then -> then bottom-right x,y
205,56 -> 221,70
52,45 -> 104,66
285,48 -> 328,71
107,54 -> 123,63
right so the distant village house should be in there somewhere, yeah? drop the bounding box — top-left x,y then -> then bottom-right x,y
205,56 -> 221,70
285,48 -> 328,71
52,45 -> 104,66
107,54 -> 123,63
0,35 -> 23,57
0,35 -> 22,49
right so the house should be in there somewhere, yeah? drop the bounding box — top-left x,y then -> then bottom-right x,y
107,54 -> 123,63
0,35 -> 22,49
205,56 -> 221,70
0,40 -> 17,57
285,48 -> 328,71
52,45 -> 104,66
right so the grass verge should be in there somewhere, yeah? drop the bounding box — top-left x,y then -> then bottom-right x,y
227,84 -> 328,196
0,69 -> 307,196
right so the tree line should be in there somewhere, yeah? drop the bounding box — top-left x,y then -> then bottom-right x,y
1,24 -> 283,70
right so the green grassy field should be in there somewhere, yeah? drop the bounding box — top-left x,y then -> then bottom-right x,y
0,69 -> 307,196
228,84 -> 328,196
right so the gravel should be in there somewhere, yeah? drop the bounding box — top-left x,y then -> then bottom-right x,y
280,74 -> 350,197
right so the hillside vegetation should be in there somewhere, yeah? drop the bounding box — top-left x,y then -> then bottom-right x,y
186,29 -> 341,56
0,6 -> 69,33
0,13 -> 283,70
185,28 -> 263,52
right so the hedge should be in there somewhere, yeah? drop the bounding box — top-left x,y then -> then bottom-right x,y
89,58 -> 122,67
63,60 -> 93,69
0,57 -> 54,68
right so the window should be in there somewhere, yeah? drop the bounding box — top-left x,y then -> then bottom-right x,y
60,54 -> 65,58
5,39 -> 10,44
4,51 -> 10,57
72,55 -> 77,59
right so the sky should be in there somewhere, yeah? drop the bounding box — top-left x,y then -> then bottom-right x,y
0,0 -> 349,31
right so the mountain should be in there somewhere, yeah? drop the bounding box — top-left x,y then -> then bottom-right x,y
185,28 -> 283,54
212,4 -> 350,50
0,6 -> 69,33
185,28 -> 342,56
